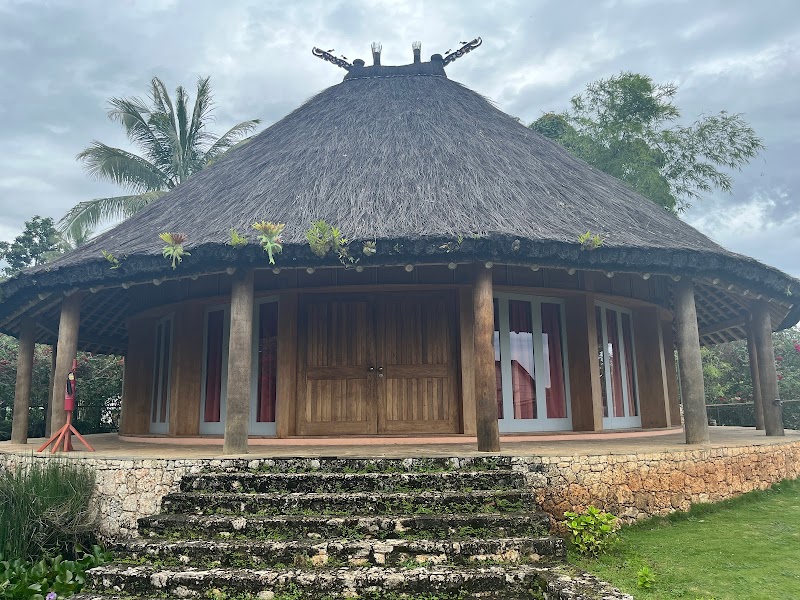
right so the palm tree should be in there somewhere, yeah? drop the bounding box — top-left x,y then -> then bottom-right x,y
59,77 -> 260,242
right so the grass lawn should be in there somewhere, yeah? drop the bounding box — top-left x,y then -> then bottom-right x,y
571,478 -> 800,599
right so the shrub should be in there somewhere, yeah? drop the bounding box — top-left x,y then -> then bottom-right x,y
0,460 -> 97,561
637,565 -> 656,589
563,506 -> 619,556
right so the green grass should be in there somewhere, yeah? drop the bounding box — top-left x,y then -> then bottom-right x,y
572,478 -> 800,599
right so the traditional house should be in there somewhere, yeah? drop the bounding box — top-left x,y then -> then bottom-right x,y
4,41 -> 798,453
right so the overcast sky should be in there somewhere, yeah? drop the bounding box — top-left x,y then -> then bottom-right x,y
1,0 -> 798,276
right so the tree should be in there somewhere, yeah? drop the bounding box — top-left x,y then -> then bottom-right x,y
58,77 -> 260,242
0,216 -> 61,276
530,72 -> 764,212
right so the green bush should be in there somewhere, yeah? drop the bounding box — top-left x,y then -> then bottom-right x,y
563,506 -> 619,556
0,460 -> 97,561
0,545 -> 109,600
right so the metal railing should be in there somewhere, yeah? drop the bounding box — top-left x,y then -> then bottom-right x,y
706,399 -> 800,429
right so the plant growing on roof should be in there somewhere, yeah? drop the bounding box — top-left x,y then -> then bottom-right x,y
252,222 -> 285,264
305,220 -> 349,260
362,241 -> 376,256
159,232 -> 190,269
578,231 -> 604,250
228,229 -> 248,249
100,250 -> 121,269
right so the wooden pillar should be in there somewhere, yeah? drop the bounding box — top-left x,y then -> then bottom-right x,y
10,320 -> 36,444
45,345 -> 56,437
459,288 -> 477,436
223,270 -> 255,454
473,266 -> 500,452
169,304 -> 204,436
119,317 -> 156,435
673,279 -> 709,444
565,294 -> 603,431
49,294 -> 82,433
633,307 -> 670,428
745,317 -> 765,430
751,300 -> 784,436
276,291 -> 298,438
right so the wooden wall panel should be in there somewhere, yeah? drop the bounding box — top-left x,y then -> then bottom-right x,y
662,320 -> 682,426
633,307 -> 670,428
119,317 -> 156,435
276,292 -> 298,438
458,288 -> 477,435
169,304 -> 203,435
565,295 -> 603,431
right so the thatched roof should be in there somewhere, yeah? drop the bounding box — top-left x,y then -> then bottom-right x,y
1,52 -> 798,344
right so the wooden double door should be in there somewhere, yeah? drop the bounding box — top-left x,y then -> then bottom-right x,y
297,292 -> 460,435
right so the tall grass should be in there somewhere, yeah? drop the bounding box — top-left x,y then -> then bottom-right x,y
0,459 -> 97,560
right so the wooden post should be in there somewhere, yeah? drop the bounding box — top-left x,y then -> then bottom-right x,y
276,291 -> 298,438
673,279 -> 709,444
10,320 -> 36,444
745,317 -> 765,430
751,300 -> 784,436
473,266 -> 500,452
45,345 -> 56,437
565,295 -> 603,431
223,270 -> 255,454
49,294 -> 82,434
459,288 -> 477,436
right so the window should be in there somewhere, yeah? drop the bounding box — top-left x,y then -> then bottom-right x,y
200,306 -> 229,434
250,298 -> 279,435
150,315 -> 173,434
493,294 -> 571,432
596,303 -> 640,429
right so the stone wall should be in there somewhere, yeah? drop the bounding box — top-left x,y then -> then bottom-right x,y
2,441 -> 799,539
517,441 -> 800,522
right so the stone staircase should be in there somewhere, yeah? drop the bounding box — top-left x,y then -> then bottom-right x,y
75,457 -> 630,599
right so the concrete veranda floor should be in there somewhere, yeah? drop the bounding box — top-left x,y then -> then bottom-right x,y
1,426 -> 798,460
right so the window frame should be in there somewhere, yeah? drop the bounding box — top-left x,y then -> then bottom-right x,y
493,292 -> 573,433
199,304 -> 231,435
249,295 -> 280,436
149,314 -> 174,434
595,301 -> 642,429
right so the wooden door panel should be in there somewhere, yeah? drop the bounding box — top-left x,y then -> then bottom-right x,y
297,298 -> 375,435
378,294 -> 459,434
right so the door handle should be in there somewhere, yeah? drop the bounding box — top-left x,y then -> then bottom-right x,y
368,366 -> 375,373
377,366 -> 384,378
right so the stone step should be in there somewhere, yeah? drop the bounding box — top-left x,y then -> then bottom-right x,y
138,511 -> 552,541
180,470 -> 525,494
112,536 -> 565,568
83,564 -> 552,599
162,489 -> 533,516
203,456 -> 519,474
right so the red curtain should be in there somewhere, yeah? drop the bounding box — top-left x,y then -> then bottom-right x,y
494,300 -> 503,419
509,300 -> 536,419
541,303 -> 566,419
621,313 -> 638,417
257,302 -> 278,423
606,311 -> 625,418
159,320 -> 171,423
203,310 -> 224,423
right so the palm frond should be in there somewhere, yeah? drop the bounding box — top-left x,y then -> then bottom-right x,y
57,191 -> 165,242
175,86 -> 190,182
188,77 -> 214,156
150,78 -> 177,134
203,119 -> 261,163
105,97 -> 164,162
76,142 -> 169,192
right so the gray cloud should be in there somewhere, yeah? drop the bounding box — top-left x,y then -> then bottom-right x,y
0,0 -> 798,276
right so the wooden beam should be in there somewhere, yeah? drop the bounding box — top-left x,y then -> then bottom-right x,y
473,266 -> 500,452
276,291 -> 298,438
11,320 -> 36,444
223,270 -> 255,454
458,288 -> 477,436
698,314 -> 746,337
